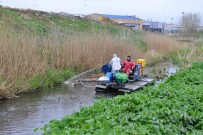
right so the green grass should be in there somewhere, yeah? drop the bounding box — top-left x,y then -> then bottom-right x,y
194,30 -> 203,38
0,6 -> 135,36
0,6 -> 147,54
0,8 -> 47,34
39,62 -> 203,135
0,6 -> 146,48
170,48 -> 192,65
29,69 -> 75,90
170,45 -> 203,67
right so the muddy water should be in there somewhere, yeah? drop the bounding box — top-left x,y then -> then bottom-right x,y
0,86 -> 96,135
0,61 -> 178,135
145,61 -> 179,84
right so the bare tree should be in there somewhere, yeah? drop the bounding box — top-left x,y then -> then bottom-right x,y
180,12 -> 202,35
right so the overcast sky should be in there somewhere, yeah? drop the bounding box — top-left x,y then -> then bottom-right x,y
0,0 -> 202,24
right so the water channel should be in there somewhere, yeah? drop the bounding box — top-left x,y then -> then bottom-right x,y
0,61 -> 178,135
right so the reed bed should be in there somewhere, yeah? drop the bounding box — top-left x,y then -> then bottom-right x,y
171,45 -> 203,67
0,28 -> 184,98
143,33 -> 184,64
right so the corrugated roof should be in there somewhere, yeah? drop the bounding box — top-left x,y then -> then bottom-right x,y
100,14 -> 139,20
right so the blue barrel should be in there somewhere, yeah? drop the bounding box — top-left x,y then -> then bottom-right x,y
106,72 -> 113,82
102,64 -> 112,74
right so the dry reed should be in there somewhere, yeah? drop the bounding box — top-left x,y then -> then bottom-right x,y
0,28 -> 183,97
143,33 -> 184,64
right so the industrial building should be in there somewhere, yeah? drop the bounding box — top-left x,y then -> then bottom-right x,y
162,23 -> 181,34
99,14 -> 143,30
87,13 -> 184,34
142,21 -> 163,32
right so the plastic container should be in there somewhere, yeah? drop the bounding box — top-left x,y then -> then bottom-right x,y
101,64 -> 112,74
106,72 -> 113,82
114,72 -> 128,83
137,59 -> 146,68
98,76 -> 109,82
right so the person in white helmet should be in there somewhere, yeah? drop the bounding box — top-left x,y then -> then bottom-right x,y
109,54 -> 121,73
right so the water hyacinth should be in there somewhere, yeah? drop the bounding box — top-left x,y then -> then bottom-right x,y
40,62 -> 203,135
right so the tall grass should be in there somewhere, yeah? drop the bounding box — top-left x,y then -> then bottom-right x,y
168,30 -> 203,67
171,45 -> 203,67
0,20 -> 184,98
143,33 -> 184,65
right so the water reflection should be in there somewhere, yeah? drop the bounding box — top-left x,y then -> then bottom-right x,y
0,86 -> 96,135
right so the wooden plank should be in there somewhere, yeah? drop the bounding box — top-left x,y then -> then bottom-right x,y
139,78 -> 154,83
118,89 -> 131,93
119,84 -> 142,92
118,77 -> 154,92
95,85 -> 107,89
95,77 -> 154,93
124,84 -> 141,90
133,81 -> 149,86
95,88 -> 106,92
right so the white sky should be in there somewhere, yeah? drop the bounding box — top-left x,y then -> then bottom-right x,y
0,0 -> 202,24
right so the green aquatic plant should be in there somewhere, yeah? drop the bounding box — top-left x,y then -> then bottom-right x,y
39,62 -> 203,134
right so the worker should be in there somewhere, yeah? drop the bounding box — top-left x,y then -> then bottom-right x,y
109,54 -> 121,73
121,56 -> 135,75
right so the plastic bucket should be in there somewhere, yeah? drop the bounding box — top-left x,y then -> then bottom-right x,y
102,64 -> 112,74
106,72 -> 113,82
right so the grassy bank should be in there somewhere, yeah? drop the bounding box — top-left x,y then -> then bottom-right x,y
39,62 -> 203,135
170,31 -> 203,67
0,6 -> 185,98
170,45 -> 203,67
0,6 -> 135,36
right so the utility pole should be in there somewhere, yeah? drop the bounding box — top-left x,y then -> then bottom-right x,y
171,17 -> 173,33
182,12 -> 185,34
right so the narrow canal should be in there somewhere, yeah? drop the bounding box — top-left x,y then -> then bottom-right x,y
0,61 -> 178,135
